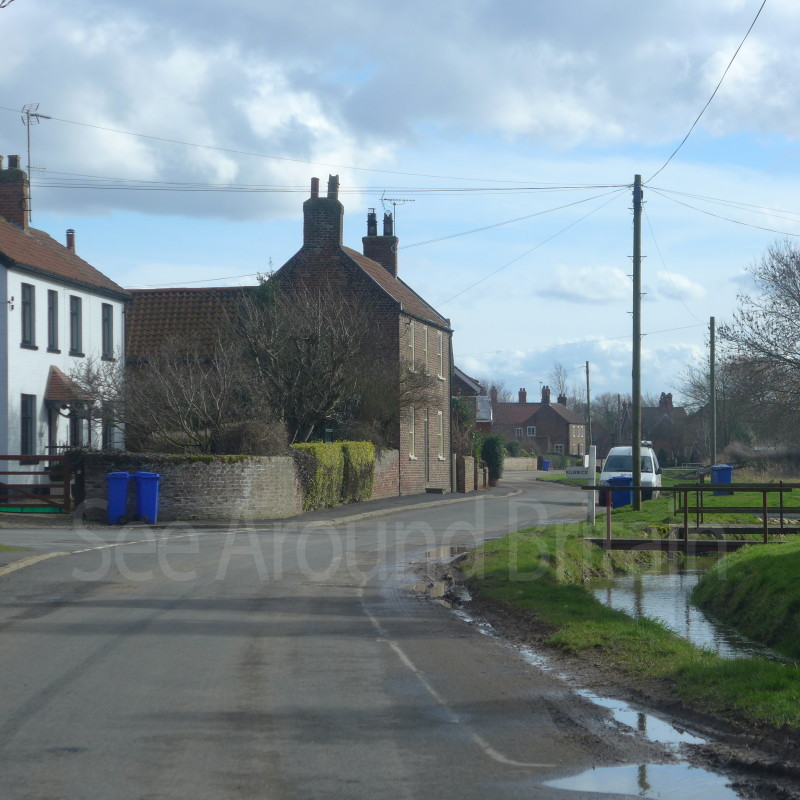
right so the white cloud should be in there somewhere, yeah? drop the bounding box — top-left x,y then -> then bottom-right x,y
539,265 -> 631,303
651,271 -> 707,301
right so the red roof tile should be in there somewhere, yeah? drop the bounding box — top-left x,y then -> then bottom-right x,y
44,366 -> 91,404
0,220 -> 128,298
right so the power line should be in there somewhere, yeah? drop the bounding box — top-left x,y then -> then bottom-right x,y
646,0 -> 768,182
437,188 -> 628,305
129,272 -> 261,289
650,186 -> 800,222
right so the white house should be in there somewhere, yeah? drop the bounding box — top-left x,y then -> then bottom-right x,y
0,155 -> 130,457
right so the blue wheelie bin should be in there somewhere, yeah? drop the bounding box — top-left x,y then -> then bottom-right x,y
711,464 -> 734,496
541,459 -> 551,472
106,472 -> 131,524
608,475 -> 634,508
133,471 -> 162,524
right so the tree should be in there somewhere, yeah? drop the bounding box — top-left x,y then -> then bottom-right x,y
719,239 -> 800,442
547,361 -> 570,399
474,377 -> 513,402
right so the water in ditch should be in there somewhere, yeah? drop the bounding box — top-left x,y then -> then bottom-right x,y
591,557 -> 786,661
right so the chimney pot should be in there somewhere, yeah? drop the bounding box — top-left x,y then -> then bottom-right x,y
518,388 -> 527,404
383,212 -> 393,236
541,385 -> 551,404
557,393 -> 567,406
66,229 -> 76,252
327,174 -> 339,200
7,155 -> 21,170
367,209 -> 377,237
490,386 -> 498,404
310,177 -> 319,199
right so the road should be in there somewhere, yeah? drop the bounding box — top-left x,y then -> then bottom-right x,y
0,475 -> 737,799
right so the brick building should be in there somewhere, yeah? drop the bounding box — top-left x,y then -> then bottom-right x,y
491,385 -> 586,455
273,176 -> 453,494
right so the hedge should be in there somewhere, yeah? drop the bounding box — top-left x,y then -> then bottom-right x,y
292,443 -> 345,511
291,441 -> 376,511
340,441 -> 375,504
481,434 -> 505,481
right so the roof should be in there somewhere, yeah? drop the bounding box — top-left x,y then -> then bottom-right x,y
493,401 -> 585,426
0,220 -> 129,298
44,366 -> 91,405
126,287 -> 253,359
342,247 -> 450,329
453,366 -> 484,395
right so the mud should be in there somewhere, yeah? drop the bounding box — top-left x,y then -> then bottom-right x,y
409,555 -> 800,800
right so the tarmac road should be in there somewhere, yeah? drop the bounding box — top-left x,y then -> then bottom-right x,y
0,474 -> 738,799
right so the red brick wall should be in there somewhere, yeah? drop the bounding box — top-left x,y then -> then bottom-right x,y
371,449 -> 399,499
0,162 -> 28,228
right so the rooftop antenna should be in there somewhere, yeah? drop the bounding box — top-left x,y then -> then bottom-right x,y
380,192 -> 414,235
21,102 -> 51,222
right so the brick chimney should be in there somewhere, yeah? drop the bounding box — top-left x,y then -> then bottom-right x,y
490,386 -> 498,404
362,209 -> 398,277
66,229 -> 76,252
659,392 -> 673,412
518,387 -> 527,404
0,155 -> 29,229
303,174 -> 343,251
541,385 -> 551,404
557,393 -> 567,406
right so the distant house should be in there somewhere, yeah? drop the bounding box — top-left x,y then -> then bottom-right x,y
618,392 -> 692,464
491,385 -> 586,455
0,155 -> 130,455
452,366 -> 491,433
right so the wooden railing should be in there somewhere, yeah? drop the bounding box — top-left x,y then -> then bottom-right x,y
0,454 -> 70,512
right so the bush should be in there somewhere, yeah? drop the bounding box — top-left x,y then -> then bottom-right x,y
505,440 -> 521,457
292,443 -> 345,511
481,435 -> 505,481
340,441 -> 375,503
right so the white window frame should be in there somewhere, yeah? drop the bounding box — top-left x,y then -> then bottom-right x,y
409,405 -> 416,459
437,410 -> 444,459
515,427 -> 523,438
423,326 -> 428,372
554,444 -> 565,454
408,320 -> 415,371
437,331 -> 444,379
527,425 -> 536,437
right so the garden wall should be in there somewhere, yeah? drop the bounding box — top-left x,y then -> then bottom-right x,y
503,457 -> 540,471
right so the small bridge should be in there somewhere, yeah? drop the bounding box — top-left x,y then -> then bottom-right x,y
582,482 -> 800,553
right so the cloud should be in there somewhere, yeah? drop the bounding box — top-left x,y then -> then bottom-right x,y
539,265 -> 630,303
650,271 -> 707,301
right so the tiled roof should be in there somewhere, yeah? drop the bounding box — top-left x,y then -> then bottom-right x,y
342,247 -> 450,329
0,220 -> 128,298
126,287 -> 254,359
493,402 -> 585,426
44,366 -> 91,404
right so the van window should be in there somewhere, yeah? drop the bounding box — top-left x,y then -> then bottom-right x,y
604,455 -> 653,472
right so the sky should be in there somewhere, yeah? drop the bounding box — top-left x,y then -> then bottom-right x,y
1,0 -> 798,404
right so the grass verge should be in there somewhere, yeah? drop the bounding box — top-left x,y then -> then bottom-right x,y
461,523 -> 800,729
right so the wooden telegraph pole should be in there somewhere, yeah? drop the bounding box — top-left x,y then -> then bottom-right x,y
632,175 -> 643,510
710,316 -> 717,465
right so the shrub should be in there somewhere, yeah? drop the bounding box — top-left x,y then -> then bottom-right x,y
292,443 -> 345,511
481,434 -> 505,481
340,441 -> 375,503
505,440 -> 521,457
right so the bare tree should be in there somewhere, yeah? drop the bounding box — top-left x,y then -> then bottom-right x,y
474,377 -> 513,402
547,361 -> 570,399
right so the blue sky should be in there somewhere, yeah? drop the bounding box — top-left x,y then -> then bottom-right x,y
1,0 -> 798,403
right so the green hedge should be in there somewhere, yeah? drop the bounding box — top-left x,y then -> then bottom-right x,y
481,434 -> 505,481
292,441 -> 376,511
341,441 -> 375,504
292,443 -> 345,511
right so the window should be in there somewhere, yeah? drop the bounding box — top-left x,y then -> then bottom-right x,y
69,413 -> 83,447
437,411 -> 444,459
554,444 -> 565,454
409,406 -> 416,458
423,326 -> 428,371
21,394 -> 36,455
437,331 -> 444,379
47,290 -> 59,351
102,304 -> 113,359
69,296 -> 83,355
408,320 -> 415,369
515,427 -> 523,438
102,421 -> 115,450
21,283 -> 35,346
527,426 -> 536,437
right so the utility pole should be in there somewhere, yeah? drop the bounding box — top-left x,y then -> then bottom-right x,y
21,103 -> 50,222
710,316 -> 717,466
632,175 -> 643,510
585,361 -> 592,450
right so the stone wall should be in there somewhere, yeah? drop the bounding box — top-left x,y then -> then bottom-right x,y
504,457 -> 540,471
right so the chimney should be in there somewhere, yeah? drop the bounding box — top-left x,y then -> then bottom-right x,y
362,210 -> 399,278
302,174 -> 343,251
557,393 -> 567,406
490,386 -> 498,404
66,229 -> 76,252
0,154 -> 29,229
541,385 -> 551,404
518,387 -> 527,404
659,392 -> 673,412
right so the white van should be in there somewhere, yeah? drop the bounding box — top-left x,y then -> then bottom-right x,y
597,443 -> 662,505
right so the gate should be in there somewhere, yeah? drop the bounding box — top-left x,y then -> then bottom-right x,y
0,455 -> 70,513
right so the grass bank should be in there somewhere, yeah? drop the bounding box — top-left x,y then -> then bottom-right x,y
693,540 -> 800,660
461,523 -> 800,729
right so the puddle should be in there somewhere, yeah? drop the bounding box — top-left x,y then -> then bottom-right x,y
544,762 -> 742,798
403,581 -> 471,609
424,545 -> 471,560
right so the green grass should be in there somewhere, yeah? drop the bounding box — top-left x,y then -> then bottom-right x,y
692,540 -> 800,660
0,544 -> 25,552
462,523 -> 800,728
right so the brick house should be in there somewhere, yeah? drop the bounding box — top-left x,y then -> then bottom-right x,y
272,176 -> 453,494
0,155 -> 130,457
491,385 -> 586,455
452,366 -> 492,433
